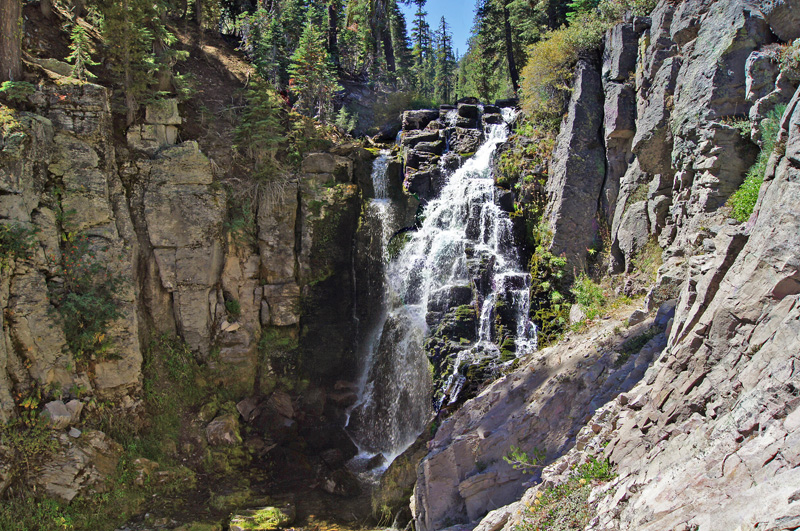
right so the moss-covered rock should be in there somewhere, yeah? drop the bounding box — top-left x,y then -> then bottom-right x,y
229,503 -> 296,531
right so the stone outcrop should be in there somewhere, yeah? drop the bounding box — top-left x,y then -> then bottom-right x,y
412,308 -> 670,531
408,1 -> 800,530
545,57 -> 606,273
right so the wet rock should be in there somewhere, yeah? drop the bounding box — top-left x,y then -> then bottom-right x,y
450,128 -> 483,154
68,428 -> 81,438
415,140 -> 445,155
320,467 -> 362,497
458,104 -> 481,120
403,110 -> 440,131
406,149 -> 438,169
494,98 -> 518,108
428,286 -> 474,314
205,414 -> 241,447
402,130 -> 440,148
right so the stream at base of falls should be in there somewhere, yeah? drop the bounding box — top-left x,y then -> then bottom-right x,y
346,108 -> 537,473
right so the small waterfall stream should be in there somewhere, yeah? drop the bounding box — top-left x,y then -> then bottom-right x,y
347,109 -> 537,468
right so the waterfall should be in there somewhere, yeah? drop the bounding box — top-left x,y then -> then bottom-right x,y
347,109 -> 536,468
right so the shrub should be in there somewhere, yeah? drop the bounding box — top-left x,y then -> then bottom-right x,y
0,81 -> 35,105
225,298 -> 241,319
571,273 -> 606,320
48,235 -> 125,366
0,223 -> 38,271
519,12 -> 609,125
517,457 -> 616,531
728,104 -> 786,222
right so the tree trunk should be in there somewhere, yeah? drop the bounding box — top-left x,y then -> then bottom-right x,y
383,29 -> 396,73
327,1 -> 338,65
196,0 -> 203,29
40,0 -> 52,18
0,0 -> 23,82
502,2 -> 519,94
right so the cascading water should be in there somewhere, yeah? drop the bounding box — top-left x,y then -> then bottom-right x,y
347,109 -> 537,468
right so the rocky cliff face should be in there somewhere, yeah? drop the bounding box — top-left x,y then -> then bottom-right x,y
0,74 -> 375,500
407,0 -> 800,529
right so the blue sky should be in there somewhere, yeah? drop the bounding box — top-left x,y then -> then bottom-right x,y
399,0 -> 477,60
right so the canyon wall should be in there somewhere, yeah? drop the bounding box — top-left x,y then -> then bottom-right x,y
409,0 -> 800,529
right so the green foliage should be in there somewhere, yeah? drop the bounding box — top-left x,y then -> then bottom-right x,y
66,21 -> 99,80
778,38 -> 800,77
516,457 -> 615,531
225,298 -> 241,319
235,77 -> 286,178
0,391 -> 58,475
287,18 -> 341,122
503,445 -> 546,473
224,191 -> 257,250
0,81 -> 35,104
0,222 -> 37,270
528,222 -> 570,346
48,234 -> 125,366
496,119 -> 555,187
570,273 -> 606,321
520,12 -> 609,124
334,106 -> 358,133
728,104 -> 786,222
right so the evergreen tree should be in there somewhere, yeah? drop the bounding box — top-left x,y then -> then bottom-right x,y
66,20 -> 99,80
235,76 -> 286,178
433,17 -> 455,104
288,17 -> 341,121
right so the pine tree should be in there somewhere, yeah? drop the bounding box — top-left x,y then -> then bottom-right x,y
433,17 -> 455,104
288,17 -> 341,121
235,76 -> 286,179
66,20 -> 99,80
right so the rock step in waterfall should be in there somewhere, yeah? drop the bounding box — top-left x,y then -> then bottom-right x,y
346,102 -> 537,470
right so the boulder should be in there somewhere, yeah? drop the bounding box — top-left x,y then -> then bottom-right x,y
42,401 -> 72,430
427,286 -> 473,313
450,128 -> 483,154
145,99 -> 181,125
402,110 -> 439,131
402,130 -> 440,148
229,503 -> 295,531
205,414 -> 241,447
760,0 -> 800,41
34,430 -> 122,502
457,104 -> 481,120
